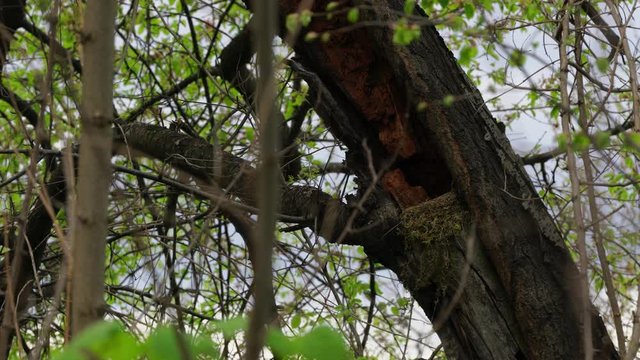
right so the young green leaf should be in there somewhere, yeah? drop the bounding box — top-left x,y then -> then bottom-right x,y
573,133 -> 590,152
593,131 -> 611,149
347,7 -> 359,23
459,45 -> 478,66
286,14 -> 300,34
464,3 -> 475,18
442,94 -> 455,107
509,50 -> 526,67
404,0 -> 416,14
145,327 -> 183,360
393,19 -> 421,45
326,1 -> 340,11
291,313 -> 303,328
596,57 -> 609,73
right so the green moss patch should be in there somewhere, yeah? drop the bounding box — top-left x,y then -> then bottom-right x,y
398,192 -> 469,292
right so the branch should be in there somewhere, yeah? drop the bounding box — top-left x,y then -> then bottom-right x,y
0,160 -> 67,355
581,1 -> 621,60
0,84 -> 38,127
553,1 -> 621,60
521,117 -> 634,165
112,122 -> 353,242
0,0 -> 26,71
217,18 -> 304,179
21,20 -> 83,75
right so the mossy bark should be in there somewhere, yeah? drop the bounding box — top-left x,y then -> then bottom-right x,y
394,193 -> 525,358
399,192 -> 466,292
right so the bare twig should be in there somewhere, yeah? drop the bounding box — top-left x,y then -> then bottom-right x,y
626,284 -> 640,360
558,2 -> 592,358
604,0 -> 640,131
574,10 -> 626,356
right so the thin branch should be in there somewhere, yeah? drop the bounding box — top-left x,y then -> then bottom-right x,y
522,116 -> 633,165
21,20 -> 83,75
626,285 -> 640,360
558,2 -> 592,357
604,0 -> 640,131
360,259 -> 376,352
122,66 -> 222,123
574,10 -> 626,355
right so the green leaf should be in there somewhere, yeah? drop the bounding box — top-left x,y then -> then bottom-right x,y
347,7 -> 359,23
214,317 -> 247,339
53,322 -> 142,360
286,13 -> 299,33
550,104 -> 560,119
458,45 -> 478,66
300,9 -> 313,27
244,127 -> 254,141
464,3 -> 475,19
509,50 -> 526,67
593,131 -> 611,149
421,0 -> 434,9
269,326 -> 353,359
393,19 -> 421,45
296,327 -> 353,360
305,31 -> 319,42
527,90 -> 540,107
146,327 -> 182,360
447,16 -> 465,30
268,331 -> 297,358
442,94 -> 455,107
291,313 -> 302,328
438,0 -> 449,8
326,1 -> 340,11
556,133 -> 568,151
191,335 -> 220,358
623,133 -> 640,151
404,0 -> 416,14
596,57 -> 609,73
398,297 -> 410,308
573,133 -> 590,152
524,4 -> 537,21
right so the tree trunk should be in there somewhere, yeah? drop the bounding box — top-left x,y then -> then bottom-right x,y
69,0 -> 116,335
275,0 -> 618,358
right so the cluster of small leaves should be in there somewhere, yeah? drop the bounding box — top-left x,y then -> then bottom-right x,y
53,319 -> 352,360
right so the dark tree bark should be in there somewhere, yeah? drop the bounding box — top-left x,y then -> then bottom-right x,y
272,0 -> 618,359
0,0 -> 25,71
0,161 -> 66,357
